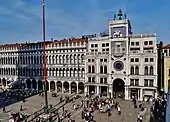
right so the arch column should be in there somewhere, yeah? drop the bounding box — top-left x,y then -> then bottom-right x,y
76,82 -> 78,94
69,82 -> 71,94
62,82 -> 64,93
55,81 -> 57,92
125,86 -> 129,100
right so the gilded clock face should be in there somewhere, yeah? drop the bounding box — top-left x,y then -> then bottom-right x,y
114,61 -> 124,71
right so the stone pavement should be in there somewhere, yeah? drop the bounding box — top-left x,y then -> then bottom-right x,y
0,94 -> 151,122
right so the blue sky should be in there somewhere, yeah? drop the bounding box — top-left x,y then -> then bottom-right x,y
0,0 -> 169,44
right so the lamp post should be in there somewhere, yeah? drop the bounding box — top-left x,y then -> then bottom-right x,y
42,0 -> 48,114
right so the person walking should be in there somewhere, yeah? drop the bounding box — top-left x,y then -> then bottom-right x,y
3,106 -> 6,113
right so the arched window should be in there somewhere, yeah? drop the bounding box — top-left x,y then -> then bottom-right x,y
92,66 -> 95,73
135,66 -> 139,75
100,66 -> 103,74
88,66 -> 91,73
104,66 -> 107,74
144,66 -> 148,75
130,66 -> 134,75
150,66 -> 154,75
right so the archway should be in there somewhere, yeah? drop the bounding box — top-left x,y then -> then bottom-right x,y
63,81 -> 69,93
113,78 -> 125,98
89,85 -> 95,95
38,80 -> 43,91
71,82 -> 77,93
101,86 -> 107,96
50,81 -> 55,91
56,81 -> 62,92
32,79 -> 37,90
78,82 -> 84,94
26,79 -> 31,89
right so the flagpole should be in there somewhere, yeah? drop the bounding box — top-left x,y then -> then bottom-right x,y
42,0 -> 48,114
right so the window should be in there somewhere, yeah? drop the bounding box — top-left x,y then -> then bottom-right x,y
135,58 -> 139,62
88,59 -> 91,62
92,66 -> 95,73
150,58 -> 154,62
100,66 -> 103,73
88,77 -> 91,82
144,80 -> 148,86
88,66 -> 91,73
104,59 -> 107,62
106,48 -> 109,51
130,66 -> 134,75
144,66 -> 148,75
100,59 -> 103,62
149,41 -> 153,45
135,79 -> 139,86
135,66 -> 139,75
92,59 -> 94,62
95,44 -> 98,47
104,78 -> 107,83
102,43 -> 105,47
92,77 -> 95,83
150,66 -> 154,75
130,79 -> 134,86
149,80 -> 154,86
144,41 -> 148,45
136,42 -> 139,46
91,44 -> 94,47
102,49 -> 105,52
106,43 -> 109,47
100,78 -> 103,83
130,58 -> 134,62
91,49 -> 94,52
145,58 -> 148,62
131,42 -> 134,46
104,66 -> 107,74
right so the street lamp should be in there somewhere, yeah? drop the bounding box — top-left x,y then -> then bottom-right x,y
42,0 -> 48,114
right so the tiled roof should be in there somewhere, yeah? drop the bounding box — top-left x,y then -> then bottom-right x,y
162,44 -> 170,49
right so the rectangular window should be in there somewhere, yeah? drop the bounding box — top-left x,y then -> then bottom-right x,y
92,77 -> 95,83
144,79 -> 148,86
135,58 -> 139,62
91,44 -> 94,47
130,79 -> 134,86
88,59 -> 91,62
100,78 -> 103,84
102,49 -> 105,52
100,59 -> 103,62
92,59 -> 94,62
88,77 -> 91,82
150,58 -> 154,62
130,58 -> 134,62
95,44 -> 98,47
149,41 -> 153,45
136,42 -> 139,46
106,43 -> 109,47
106,48 -> 109,51
144,41 -> 148,45
104,59 -> 107,62
131,42 -> 134,46
135,79 -> 139,86
104,78 -> 107,83
102,43 -> 105,47
149,80 -> 154,87
144,58 -> 148,62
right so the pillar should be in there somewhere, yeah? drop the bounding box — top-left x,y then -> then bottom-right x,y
69,83 -> 71,94
97,86 -> 99,95
140,88 -> 143,101
125,86 -> 129,100
77,84 -> 79,94
55,82 -> 58,92
48,82 -> 50,92
84,86 -> 88,95
36,82 -> 38,90
109,86 -> 112,98
62,83 -> 64,93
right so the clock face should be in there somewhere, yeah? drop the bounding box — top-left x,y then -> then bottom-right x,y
114,61 -> 124,71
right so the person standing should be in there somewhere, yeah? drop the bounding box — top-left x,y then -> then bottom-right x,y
3,106 -> 6,113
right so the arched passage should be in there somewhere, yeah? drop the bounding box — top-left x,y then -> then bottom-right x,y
38,80 -> 43,91
78,82 -> 84,94
113,78 -> 125,98
71,82 -> 77,93
2,78 -> 6,86
26,79 -> 31,89
50,81 -> 55,91
63,81 -> 69,93
32,79 -> 37,90
89,85 -> 95,95
56,81 -> 62,92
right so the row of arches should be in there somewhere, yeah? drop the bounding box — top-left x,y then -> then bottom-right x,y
130,66 -> 154,75
0,54 -> 85,65
87,65 -> 108,74
0,67 -> 85,78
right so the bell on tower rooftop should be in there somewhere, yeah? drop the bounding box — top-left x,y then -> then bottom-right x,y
117,9 -> 123,20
